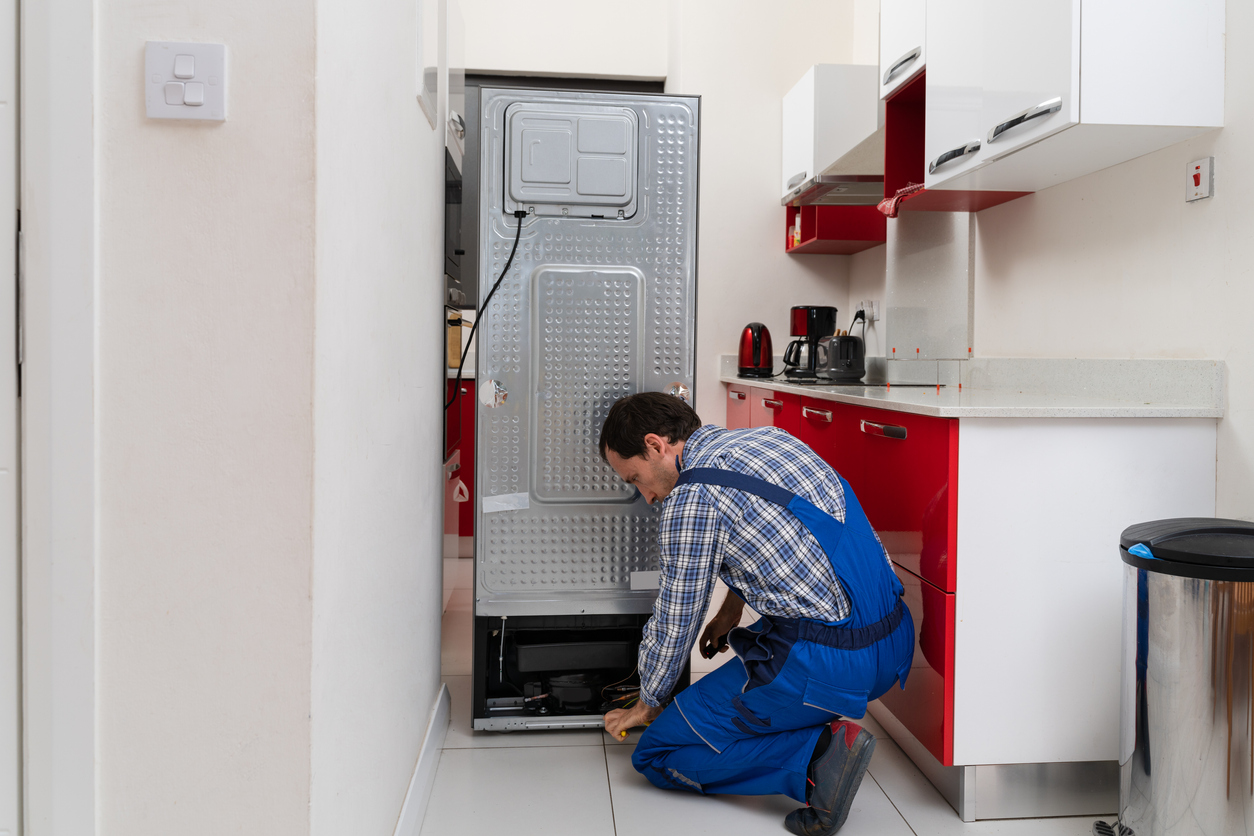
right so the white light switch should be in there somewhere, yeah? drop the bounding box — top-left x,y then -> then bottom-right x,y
145,42 -> 227,121
1186,157 -> 1214,202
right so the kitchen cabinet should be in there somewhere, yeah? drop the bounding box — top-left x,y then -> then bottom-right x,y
785,204 -> 886,255
800,396 -> 958,764
446,379 -> 475,537
719,370 -> 1220,819
884,72 -> 1029,213
781,64 -> 883,202
879,0 -> 926,101
925,0 -> 1223,195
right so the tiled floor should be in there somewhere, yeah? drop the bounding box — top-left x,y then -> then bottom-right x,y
422,561 -> 1098,835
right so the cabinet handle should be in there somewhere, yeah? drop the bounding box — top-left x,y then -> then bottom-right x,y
861,419 -> 907,440
729,390 -> 746,401
929,140 -> 981,175
802,406 -> 832,422
763,399 -> 783,410
987,97 -> 1063,144
883,47 -> 922,85
787,171 -> 807,190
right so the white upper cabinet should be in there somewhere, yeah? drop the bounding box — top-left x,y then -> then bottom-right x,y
880,0 -> 926,101
924,0 -> 1223,194
781,65 -> 882,202
978,2 -> 1079,163
923,0 -> 985,186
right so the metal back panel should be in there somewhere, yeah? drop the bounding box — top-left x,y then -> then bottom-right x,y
475,88 -> 699,616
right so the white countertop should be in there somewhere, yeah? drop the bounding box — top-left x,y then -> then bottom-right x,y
718,356 -> 1225,418
447,366 -> 476,380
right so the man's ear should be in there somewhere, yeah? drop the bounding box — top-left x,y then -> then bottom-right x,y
642,433 -> 666,458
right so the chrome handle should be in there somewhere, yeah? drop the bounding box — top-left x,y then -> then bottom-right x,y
763,399 -> 783,410
667,382 -> 691,403
987,97 -> 1062,144
883,47 -> 921,85
787,171 -> 807,190
929,140 -> 980,175
802,406 -> 832,422
861,419 -> 907,440
729,390 -> 747,401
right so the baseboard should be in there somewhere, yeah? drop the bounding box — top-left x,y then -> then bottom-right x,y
392,682 -> 451,836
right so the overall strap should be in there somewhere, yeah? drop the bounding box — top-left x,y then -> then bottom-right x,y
674,467 -> 797,508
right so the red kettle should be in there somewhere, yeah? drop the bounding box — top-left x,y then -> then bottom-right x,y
738,323 -> 774,378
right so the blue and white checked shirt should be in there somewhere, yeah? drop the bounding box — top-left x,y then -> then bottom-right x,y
636,424 -> 886,707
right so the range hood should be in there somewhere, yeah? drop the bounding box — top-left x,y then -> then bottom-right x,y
782,172 -> 884,207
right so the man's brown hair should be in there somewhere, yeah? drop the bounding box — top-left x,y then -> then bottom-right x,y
598,392 -> 702,460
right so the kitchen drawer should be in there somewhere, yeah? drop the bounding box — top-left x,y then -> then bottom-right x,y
797,397 -> 862,489
749,387 -> 801,435
726,384 -> 752,430
877,562 -> 954,766
846,405 -> 957,593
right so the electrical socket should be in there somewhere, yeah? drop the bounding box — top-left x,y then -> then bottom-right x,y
859,300 -> 879,322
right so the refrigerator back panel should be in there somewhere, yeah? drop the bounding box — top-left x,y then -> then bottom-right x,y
476,88 -> 699,617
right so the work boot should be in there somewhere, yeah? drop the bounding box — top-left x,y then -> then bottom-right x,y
784,721 -> 876,836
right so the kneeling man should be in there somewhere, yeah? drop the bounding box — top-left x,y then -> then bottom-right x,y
600,392 -> 915,836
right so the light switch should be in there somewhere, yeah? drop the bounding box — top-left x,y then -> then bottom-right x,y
145,42 -> 227,121
1186,157 -> 1214,202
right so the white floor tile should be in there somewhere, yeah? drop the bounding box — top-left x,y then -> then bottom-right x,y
853,709 -> 888,739
868,739 -> 1096,836
452,557 -> 473,588
605,742 -> 912,836
420,746 -> 615,836
443,675 -> 603,749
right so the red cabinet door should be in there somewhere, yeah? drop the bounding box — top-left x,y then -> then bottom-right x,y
749,387 -> 801,435
726,384 -> 752,429
446,379 -> 476,537
877,563 -> 955,766
845,405 -> 957,593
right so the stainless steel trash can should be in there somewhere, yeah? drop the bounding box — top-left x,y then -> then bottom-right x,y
1118,518 -> 1254,836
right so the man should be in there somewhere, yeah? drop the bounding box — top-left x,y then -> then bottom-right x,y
599,392 -> 915,836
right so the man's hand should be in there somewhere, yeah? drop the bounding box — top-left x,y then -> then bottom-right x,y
604,700 -> 662,739
699,591 -> 745,659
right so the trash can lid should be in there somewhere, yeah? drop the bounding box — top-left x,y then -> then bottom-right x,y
1121,518 -> 1254,580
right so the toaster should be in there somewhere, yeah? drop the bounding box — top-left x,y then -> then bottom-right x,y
816,335 -> 865,383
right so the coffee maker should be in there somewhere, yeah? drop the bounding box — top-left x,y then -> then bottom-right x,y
783,306 -> 837,380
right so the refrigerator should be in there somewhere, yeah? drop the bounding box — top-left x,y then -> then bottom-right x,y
466,86 -> 700,730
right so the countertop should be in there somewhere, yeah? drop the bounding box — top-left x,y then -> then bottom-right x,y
718,356 -> 1225,419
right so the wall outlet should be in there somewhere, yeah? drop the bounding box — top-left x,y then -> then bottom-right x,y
862,300 -> 879,322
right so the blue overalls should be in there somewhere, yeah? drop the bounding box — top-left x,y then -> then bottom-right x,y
632,467 -> 916,803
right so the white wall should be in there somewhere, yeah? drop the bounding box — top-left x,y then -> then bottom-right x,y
23,0 -> 448,833
21,0 -> 98,831
310,0 -> 446,831
667,0 -> 861,424
460,0 -> 668,79
95,2 -> 318,833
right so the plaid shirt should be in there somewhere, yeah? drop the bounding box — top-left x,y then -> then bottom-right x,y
638,424 -> 874,707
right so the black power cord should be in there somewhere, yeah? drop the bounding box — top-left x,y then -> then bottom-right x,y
445,210 -> 528,410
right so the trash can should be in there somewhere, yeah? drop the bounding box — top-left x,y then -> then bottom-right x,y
1116,518 -> 1254,836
